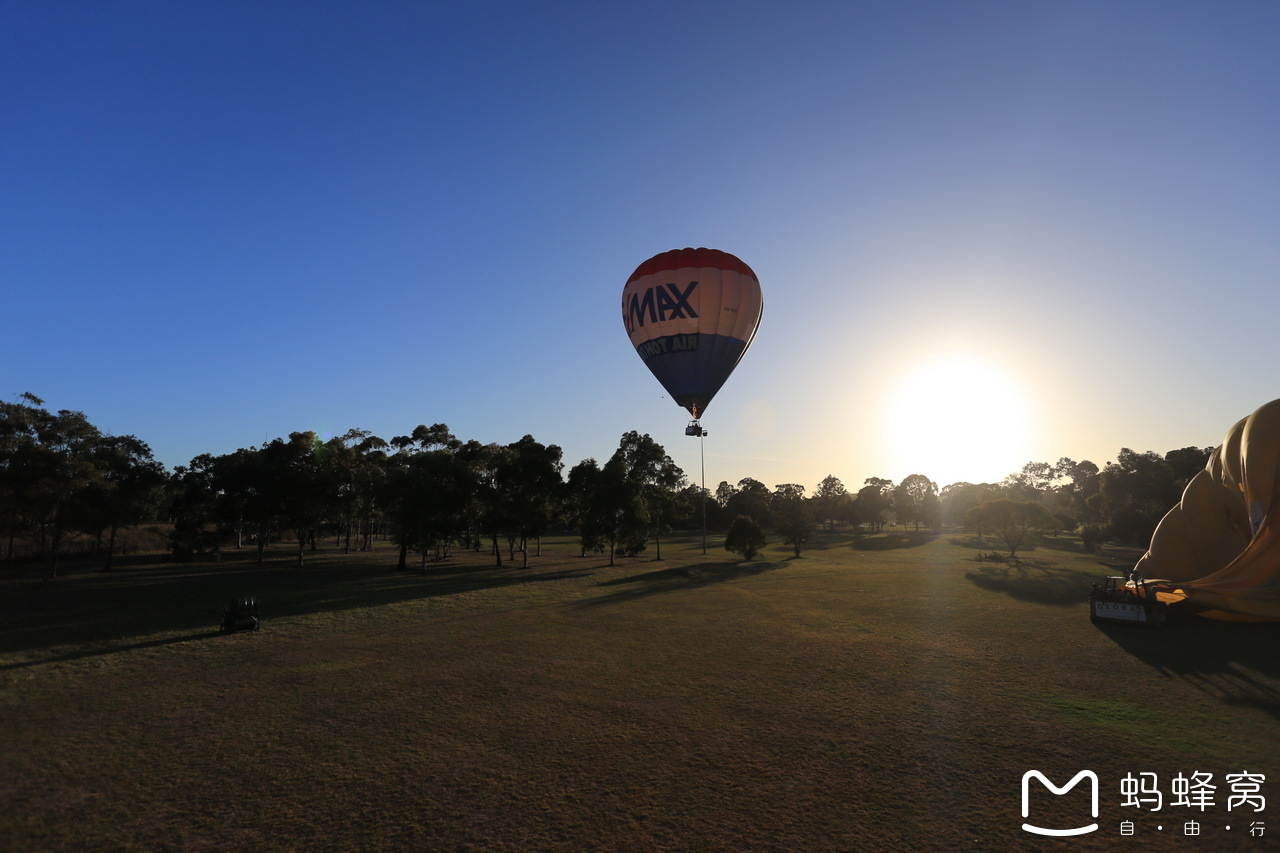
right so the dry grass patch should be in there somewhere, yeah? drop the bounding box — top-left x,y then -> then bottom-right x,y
2,533 -> 1278,851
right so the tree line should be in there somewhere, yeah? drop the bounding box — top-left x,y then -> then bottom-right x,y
1,394 -> 1214,574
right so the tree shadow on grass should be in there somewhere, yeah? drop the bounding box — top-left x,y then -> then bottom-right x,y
1096,620 -> 1280,720
576,559 -> 783,608
948,536 -> 998,551
0,629 -> 223,671
1036,535 -> 1090,554
948,535 -> 1067,556
798,531 -> 862,551
964,559 -> 1101,606
0,551 -> 597,657
851,532 -> 936,551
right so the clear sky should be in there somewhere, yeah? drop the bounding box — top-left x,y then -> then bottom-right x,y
4,1 -> 1278,495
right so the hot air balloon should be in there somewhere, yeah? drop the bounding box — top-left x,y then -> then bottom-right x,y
621,247 -> 763,429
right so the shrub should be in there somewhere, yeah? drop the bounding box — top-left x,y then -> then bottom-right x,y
1080,523 -> 1107,554
724,515 -> 766,561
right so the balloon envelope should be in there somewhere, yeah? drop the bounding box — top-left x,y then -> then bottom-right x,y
1136,398 -> 1280,620
622,247 -> 763,419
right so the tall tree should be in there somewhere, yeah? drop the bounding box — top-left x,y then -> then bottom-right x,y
566,455 -> 640,566
566,458 -> 609,558
965,498 -> 1054,559
894,474 -> 939,532
604,431 -> 685,560
1164,446 -> 1213,487
772,483 -> 814,556
726,477 -> 772,528
261,432 -> 339,567
74,434 -> 166,570
386,424 -> 461,569
341,430 -> 390,552
857,477 -> 894,532
167,454 -> 225,561
214,447 -> 271,558
392,445 -> 475,569
1052,457 -> 1100,520
813,475 -> 848,531
0,394 -> 46,562
459,441 -> 515,566
1092,448 -> 1179,544
25,407 -> 109,577
939,481 -> 1001,526
498,435 -> 564,567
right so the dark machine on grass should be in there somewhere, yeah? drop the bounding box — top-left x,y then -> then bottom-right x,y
220,596 -> 261,633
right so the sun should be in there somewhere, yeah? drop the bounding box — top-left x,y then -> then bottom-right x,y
880,355 -> 1034,487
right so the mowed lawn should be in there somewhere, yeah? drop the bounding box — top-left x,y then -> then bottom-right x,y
2,532 -> 1277,852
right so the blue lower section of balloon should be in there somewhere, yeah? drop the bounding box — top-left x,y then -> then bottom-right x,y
635,332 -> 748,417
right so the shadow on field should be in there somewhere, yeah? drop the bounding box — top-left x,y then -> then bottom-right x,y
0,630 -> 222,671
947,536 -> 996,551
964,560 -> 1100,606
0,549 -> 596,657
576,559 -> 782,607
851,532 -> 935,551
1098,620 -> 1280,720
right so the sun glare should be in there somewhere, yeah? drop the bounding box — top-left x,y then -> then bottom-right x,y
880,355 -> 1034,487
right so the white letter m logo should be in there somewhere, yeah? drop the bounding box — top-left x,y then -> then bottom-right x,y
1021,770 -> 1099,836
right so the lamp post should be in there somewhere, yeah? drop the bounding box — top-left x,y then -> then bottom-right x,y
687,421 -> 707,554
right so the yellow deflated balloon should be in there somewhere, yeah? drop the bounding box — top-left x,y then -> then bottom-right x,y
1136,398 -> 1280,620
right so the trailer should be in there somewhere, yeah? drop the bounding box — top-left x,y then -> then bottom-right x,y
220,596 -> 261,633
1088,576 -> 1171,627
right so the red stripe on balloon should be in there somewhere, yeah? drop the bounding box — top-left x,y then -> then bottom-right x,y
627,247 -> 758,283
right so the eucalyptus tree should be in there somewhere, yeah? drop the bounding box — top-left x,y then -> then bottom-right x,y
0,393 -> 45,562
1093,448 -> 1180,545
568,454 -> 638,566
0,399 -> 162,574
327,429 -> 389,553
604,431 -> 685,560
497,434 -> 564,567
459,441 -> 515,566
1053,457 -> 1100,520
565,458 -> 607,557
167,454 -> 223,560
894,474 -> 939,532
857,477 -> 894,532
385,423 -> 463,569
212,447 -> 269,558
17,405 -> 108,576
394,443 -> 475,568
939,481 -> 1002,526
771,483 -> 814,556
260,431 -> 340,567
965,498 -> 1054,559
725,477 -> 772,529
74,434 -> 166,570
813,474 -> 848,531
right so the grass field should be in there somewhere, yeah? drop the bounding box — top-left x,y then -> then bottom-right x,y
2,531 -> 1277,851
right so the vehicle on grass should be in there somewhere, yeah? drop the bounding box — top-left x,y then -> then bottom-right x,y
1088,576 -> 1171,627
220,596 -> 261,633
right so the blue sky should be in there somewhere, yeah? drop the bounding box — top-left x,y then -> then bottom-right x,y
4,1 -> 1278,493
